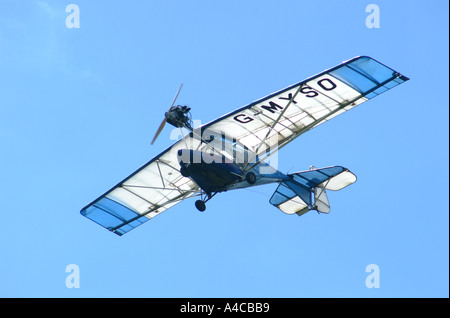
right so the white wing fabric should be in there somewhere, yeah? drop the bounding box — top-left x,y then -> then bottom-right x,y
200,56 -> 409,168
81,139 -> 201,236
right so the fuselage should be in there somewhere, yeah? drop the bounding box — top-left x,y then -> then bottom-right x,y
177,149 -> 288,196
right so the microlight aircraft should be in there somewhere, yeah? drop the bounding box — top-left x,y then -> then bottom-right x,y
81,56 -> 408,235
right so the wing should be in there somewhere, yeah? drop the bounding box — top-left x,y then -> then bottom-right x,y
199,56 -> 409,170
80,138 -> 201,236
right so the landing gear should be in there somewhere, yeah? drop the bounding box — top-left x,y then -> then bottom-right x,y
194,191 -> 217,212
195,200 -> 206,212
246,171 -> 257,184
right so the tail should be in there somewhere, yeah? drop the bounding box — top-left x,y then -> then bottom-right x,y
269,166 -> 357,216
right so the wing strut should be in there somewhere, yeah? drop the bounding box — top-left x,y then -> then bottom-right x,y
242,84 -> 305,172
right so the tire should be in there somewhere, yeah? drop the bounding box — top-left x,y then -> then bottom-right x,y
195,200 -> 206,212
246,172 -> 257,184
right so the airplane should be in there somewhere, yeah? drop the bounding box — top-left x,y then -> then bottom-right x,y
80,56 -> 409,236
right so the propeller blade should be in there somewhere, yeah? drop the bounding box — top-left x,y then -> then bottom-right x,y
151,84 -> 183,145
169,83 -> 183,109
151,117 -> 167,145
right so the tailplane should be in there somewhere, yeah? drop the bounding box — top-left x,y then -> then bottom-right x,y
270,166 -> 356,216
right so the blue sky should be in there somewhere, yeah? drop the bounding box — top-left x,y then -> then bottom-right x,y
0,0 -> 448,298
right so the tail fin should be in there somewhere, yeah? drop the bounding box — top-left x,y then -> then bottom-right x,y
269,166 -> 356,216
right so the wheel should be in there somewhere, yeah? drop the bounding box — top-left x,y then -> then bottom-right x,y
180,166 -> 189,177
195,200 -> 206,212
246,172 -> 257,184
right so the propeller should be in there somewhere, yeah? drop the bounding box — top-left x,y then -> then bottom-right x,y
151,83 -> 183,145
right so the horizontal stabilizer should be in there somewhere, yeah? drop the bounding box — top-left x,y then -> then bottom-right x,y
269,166 -> 356,216
290,166 -> 357,191
269,181 -> 311,216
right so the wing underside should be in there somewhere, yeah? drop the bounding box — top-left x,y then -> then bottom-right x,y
200,56 -> 409,170
81,141 -> 200,236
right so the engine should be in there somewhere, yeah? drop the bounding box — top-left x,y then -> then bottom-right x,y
165,105 -> 193,130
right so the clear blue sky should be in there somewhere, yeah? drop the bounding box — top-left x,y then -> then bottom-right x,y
0,0 -> 448,298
